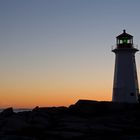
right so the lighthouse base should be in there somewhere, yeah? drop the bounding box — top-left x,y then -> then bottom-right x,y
112,88 -> 138,103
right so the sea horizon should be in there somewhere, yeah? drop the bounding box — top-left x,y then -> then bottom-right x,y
0,108 -> 32,113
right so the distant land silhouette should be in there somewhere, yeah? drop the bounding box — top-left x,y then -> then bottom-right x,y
0,99 -> 140,140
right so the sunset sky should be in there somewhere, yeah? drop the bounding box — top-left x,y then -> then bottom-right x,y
1,0 -> 140,108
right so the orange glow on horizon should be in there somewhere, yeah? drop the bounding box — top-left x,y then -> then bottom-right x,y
0,85 -> 112,108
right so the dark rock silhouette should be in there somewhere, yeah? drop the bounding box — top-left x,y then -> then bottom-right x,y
0,100 -> 140,140
0,107 -> 14,117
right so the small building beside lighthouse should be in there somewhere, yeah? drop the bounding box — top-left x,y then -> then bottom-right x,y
112,30 -> 139,103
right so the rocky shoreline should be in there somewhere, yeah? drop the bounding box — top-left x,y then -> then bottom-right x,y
0,100 -> 140,140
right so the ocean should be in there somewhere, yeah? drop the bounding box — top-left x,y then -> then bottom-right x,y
0,108 -> 32,113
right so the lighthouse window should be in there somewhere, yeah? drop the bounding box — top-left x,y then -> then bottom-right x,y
118,38 -> 131,44
122,39 -> 127,44
127,40 -> 130,43
119,40 -> 123,44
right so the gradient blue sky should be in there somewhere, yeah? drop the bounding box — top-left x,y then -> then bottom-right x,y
1,0 -> 140,107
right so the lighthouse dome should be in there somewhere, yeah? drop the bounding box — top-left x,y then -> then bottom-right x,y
117,30 -> 133,39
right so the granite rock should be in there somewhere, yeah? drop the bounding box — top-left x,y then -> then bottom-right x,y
0,100 -> 140,140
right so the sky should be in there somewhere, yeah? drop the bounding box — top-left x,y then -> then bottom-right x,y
1,0 -> 140,108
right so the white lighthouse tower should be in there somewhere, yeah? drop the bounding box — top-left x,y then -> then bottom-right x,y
112,30 -> 139,103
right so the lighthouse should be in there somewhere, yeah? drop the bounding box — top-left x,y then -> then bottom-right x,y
112,30 -> 139,103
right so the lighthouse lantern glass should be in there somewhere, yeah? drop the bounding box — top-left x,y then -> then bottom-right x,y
119,37 -> 128,44
117,38 -> 132,45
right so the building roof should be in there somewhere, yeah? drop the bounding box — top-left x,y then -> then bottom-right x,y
116,30 -> 133,39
